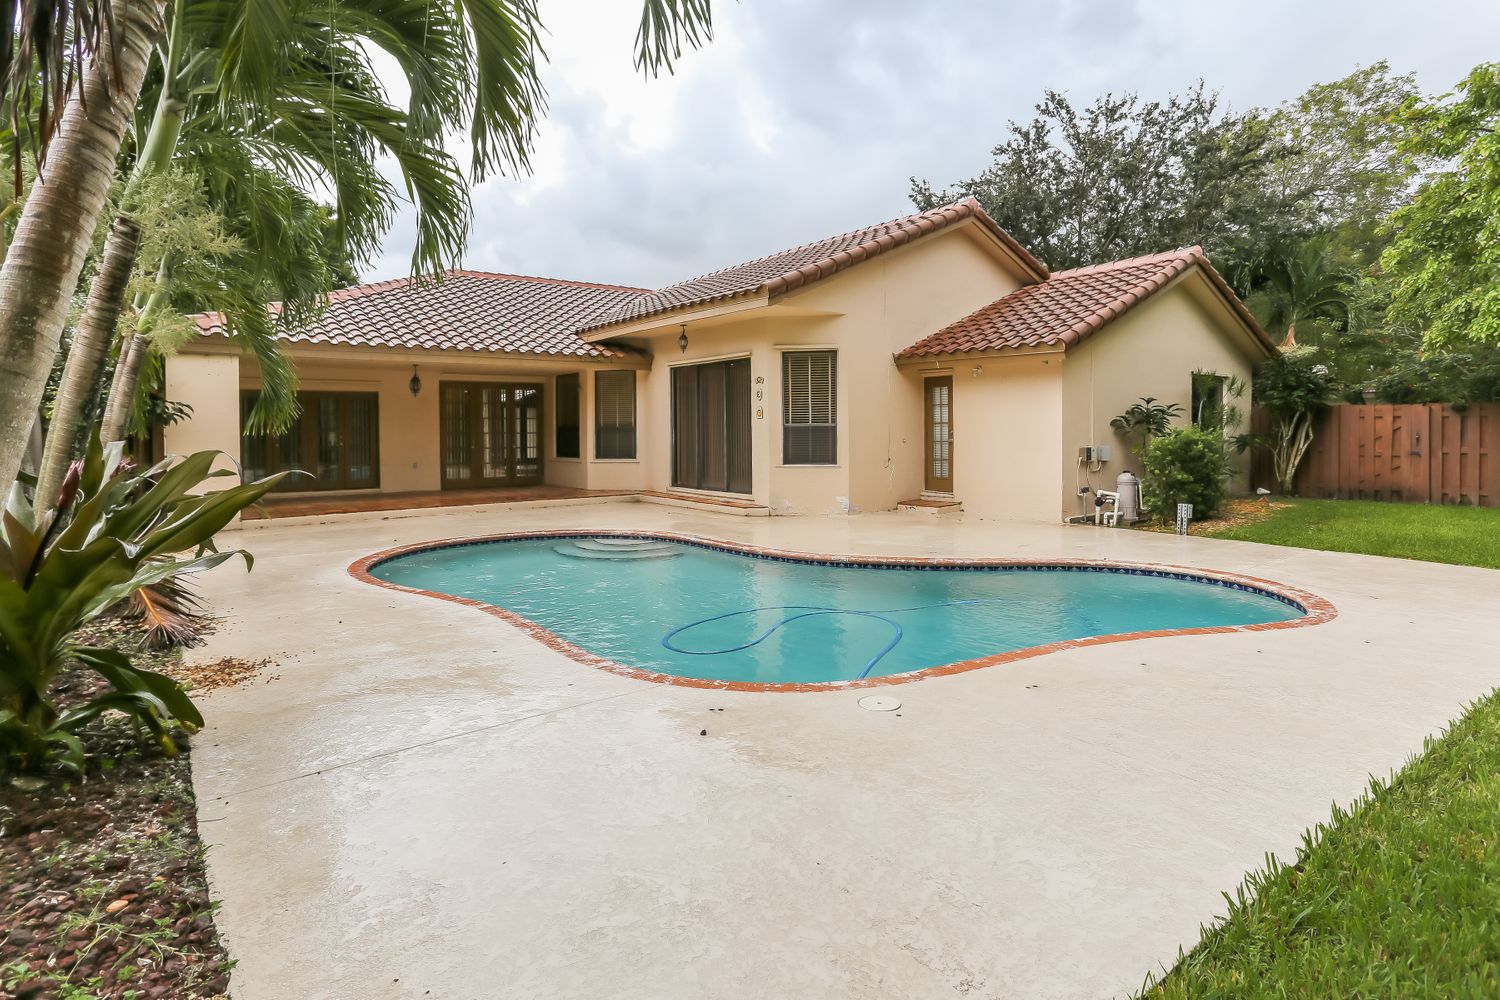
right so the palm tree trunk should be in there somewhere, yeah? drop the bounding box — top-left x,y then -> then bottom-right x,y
41,2 -> 191,502
0,0 -> 167,495
101,329 -> 152,443
100,266 -> 173,443
102,331 -> 137,430
34,217 -> 142,512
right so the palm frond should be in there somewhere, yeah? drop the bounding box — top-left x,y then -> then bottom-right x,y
635,0 -> 712,78
0,0 -> 120,177
123,573 -> 212,649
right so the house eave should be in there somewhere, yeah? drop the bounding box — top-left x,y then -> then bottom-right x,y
894,344 -> 1067,368
185,335 -> 653,370
578,291 -> 773,343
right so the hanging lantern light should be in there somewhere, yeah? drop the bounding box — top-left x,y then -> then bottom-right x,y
409,365 -> 422,397
678,324 -> 689,354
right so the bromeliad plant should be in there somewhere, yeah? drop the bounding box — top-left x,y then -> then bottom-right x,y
0,440 -> 281,775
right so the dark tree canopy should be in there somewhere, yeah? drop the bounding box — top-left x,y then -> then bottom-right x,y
913,65 -> 1419,279
912,85 -> 1295,272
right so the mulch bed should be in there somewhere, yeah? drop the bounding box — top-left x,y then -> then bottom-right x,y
1,620 -> 270,999
1135,496 -> 1292,535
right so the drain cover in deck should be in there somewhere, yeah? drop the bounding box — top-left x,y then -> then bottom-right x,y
857,695 -> 901,712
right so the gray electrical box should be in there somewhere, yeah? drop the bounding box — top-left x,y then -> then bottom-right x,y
1078,445 -> 1112,463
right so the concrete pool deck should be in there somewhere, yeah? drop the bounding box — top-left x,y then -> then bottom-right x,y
189,503 -> 1500,1000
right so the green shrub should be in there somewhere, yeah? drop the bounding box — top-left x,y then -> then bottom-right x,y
0,439 -> 282,774
1141,427 -> 1231,521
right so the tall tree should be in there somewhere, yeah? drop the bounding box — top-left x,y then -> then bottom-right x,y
1263,62 -> 1422,254
913,65 -> 1424,278
1382,62 -> 1500,348
911,85 -> 1296,271
36,0 -> 551,508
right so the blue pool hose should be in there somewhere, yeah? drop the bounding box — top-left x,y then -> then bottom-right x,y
661,600 -> 1015,680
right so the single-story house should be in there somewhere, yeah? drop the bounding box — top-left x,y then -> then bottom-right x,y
165,198 -> 1276,522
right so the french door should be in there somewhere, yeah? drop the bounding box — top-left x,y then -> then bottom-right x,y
240,390 -> 379,492
439,382 -> 543,488
924,375 -> 953,493
672,358 -> 752,494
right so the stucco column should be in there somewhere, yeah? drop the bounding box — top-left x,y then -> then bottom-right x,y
163,351 -> 242,481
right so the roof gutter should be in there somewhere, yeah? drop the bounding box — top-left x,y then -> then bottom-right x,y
894,344 -> 1067,368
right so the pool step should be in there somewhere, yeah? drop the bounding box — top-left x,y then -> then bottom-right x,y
554,538 -> 683,561
579,537 -> 674,550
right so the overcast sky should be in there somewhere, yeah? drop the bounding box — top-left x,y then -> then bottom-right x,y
363,0 -> 1500,289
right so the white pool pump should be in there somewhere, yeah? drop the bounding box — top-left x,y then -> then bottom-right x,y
1115,471 -> 1141,525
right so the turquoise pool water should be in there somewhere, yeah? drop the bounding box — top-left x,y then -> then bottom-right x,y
368,536 -> 1303,686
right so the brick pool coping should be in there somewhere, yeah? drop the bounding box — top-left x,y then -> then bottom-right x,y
347,530 -> 1340,693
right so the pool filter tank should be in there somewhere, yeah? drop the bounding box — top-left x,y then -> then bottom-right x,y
1116,471 -> 1140,525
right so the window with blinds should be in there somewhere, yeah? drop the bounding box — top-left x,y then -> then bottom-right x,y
594,370 -> 636,459
555,373 -> 581,458
782,350 -> 837,465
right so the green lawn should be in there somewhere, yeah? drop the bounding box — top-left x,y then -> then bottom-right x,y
1208,499 -> 1500,570
1139,689 -> 1500,997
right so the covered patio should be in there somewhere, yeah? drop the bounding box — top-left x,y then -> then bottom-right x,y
166,271 -> 657,501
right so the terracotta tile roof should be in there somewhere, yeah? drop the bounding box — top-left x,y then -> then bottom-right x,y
194,270 -> 650,359
896,247 -> 1275,359
577,197 -> 1049,334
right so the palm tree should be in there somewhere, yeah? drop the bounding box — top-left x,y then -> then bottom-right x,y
1243,233 -> 1355,348
99,167 -> 346,444
0,0 -> 168,499
3,0 -> 715,496
36,0 -> 544,507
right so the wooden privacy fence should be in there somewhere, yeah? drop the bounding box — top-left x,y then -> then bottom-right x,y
1250,403 -> 1497,507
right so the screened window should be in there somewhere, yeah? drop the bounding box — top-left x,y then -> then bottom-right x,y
782,350 -> 837,465
555,373 -> 581,459
240,390 -> 378,491
595,370 -> 636,459
1192,373 -> 1227,429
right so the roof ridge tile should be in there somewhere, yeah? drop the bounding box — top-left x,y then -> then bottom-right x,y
1050,247 -> 1200,277
448,269 -> 651,293
576,197 -> 1048,334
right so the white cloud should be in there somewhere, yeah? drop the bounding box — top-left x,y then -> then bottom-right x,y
363,0 -> 1500,287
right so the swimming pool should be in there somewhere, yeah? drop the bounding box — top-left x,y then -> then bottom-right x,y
354,532 -> 1333,690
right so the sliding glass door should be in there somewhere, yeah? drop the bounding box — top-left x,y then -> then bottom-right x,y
671,358 -> 751,494
439,382 -> 543,488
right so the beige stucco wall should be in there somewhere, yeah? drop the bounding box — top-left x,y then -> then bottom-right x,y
163,352 -> 241,477
1060,274 -> 1263,520
899,354 -> 1066,522
281,361 -> 445,492
579,368 -> 651,492
621,224 -> 1032,513
629,316 -> 833,511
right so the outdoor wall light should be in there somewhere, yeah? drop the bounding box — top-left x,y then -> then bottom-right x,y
678,324 -> 689,354
971,365 -> 983,378
409,365 -> 422,396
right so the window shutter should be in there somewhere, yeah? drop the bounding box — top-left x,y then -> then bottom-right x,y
782,351 -> 837,465
595,370 -> 636,459
556,373 -> 581,458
